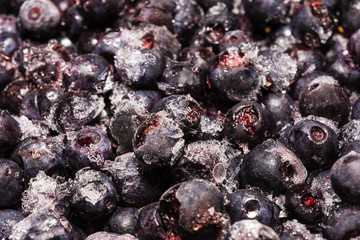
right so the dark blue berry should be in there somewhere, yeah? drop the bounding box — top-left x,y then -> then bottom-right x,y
105,207 -> 138,235
0,158 -> 23,208
0,111 -> 21,153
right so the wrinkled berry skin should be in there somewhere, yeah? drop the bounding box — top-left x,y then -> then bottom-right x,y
223,101 -> 276,149
240,139 -> 308,194
0,111 -> 21,153
209,47 -> 259,102
158,179 -> 228,240
298,76 -> 350,124
19,0 -> 61,39
0,159 -> 23,208
225,189 -> 280,227
65,126 -> 113,172
133,112 -> 185,167
0,210 -> 24,239
71,168 -> 118,222
291,2 -> 334,48
331,153 -> 360,204
324,208 -> 360,240
288,119 -> 338,169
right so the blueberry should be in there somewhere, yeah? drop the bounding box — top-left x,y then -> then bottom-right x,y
53,92 -> 105,133
133,112 -> 185,167
158,179 -> 228,240
0,210 -> 24,239
77,0 -> 125,24
105,207 -> 138,236
324,208 -> 360,240
20,90 -> 42,120
172,140 -> 242,192
16,136 -> 67,179
85,232 -> 138,240
293,71 -> 331,100
291,2 -> 334,48
158,59 -> 207,98
288,119 -> 338,169
340,0 -> 360,36
65,126 -> 112,172
0,111 -> 21,153
37,86 -> 64,118
0,15 -> 17,34
110,101 -> 149,154
339,119 -> 360,148
224,220 -> 280,240
0,54 -> 15,92
151,94 -> 202,135
63,5 -> 84,40
298,75 -> 350,124
137,202 -> 167,240
0,158 -> 23,208
352,98 -> 360,119
178,46 -> 215,75
71,168 -> 118,221
218,30 -> 253,53
239,139 -> 308,193
225,189 -> 280,227
280,219 -> 322,240
331,153 -> 360,204
103,153 -> 166,207
63,54 -> 114,93
348,29 -> 360,65
339,140 -> 360,157
19,0 -> 61,39
0,32 -> 20,57
210,47 -> 260,102
223,101 -> 276,148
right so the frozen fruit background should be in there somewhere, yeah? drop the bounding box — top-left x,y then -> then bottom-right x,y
1,0 -> 360,239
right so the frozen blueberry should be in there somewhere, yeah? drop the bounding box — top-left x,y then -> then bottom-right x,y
63,5 -> 84,40
151,94 -> 202,135
225,189 -> 280,227
218,30 -> 253,53
352,98 -> 360,119
280,219 -> 323,240
239,139 -> 308,194
137,202 -> 167,240
37,86 -> 64,118
324,208 -> 360,240
0,32 -> 20,57
340,0 -> 360,36
288,119 -> 338,169
19,0 -> 61,39
298,76 -> 350,124
71,168 -> 118,221
0,111 -> 21,153
0,158 -> 23,208
331,153 -> 360,204
0,210 -> 24,239
102,153 -> 166,207
63,54 -> 114,93
224,220 -> 280,240
223,101 -> 276,149
178,46 -> 215,75
348,29 -> 360,66
0,54 -> 15,92
133,112 -> 185,167
53,92 -> 105,133
65,126 -> 113,172
77,0 -> 125,24
105,207 -> 138,236
339,119 -> 360,148
339,140 -> 360,157
16,137 -> 66,179
158,179 -> 228,240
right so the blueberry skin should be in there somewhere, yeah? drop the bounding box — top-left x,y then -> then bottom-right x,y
331,153 -> 360,204
0,32 -> 20,57
218,30 -> 253,53
348,29 -> 360,66
223,101 -> 276,149
225,189 -> 280,227
291,2 -> 334,48
63,54 -> 114,93
158,179 -> 227,240
137,202 -> 167,240
298,76 -> 350,124
19,0 -> 61,39
339,140 -> 360,157
85,232 -> 138,240
339,119 -> 360,148
78,0 -> 125,24
224,220 -> 280,240
105,207 -> 138,236
65,126 -> 113,172
340,0 -> 360,36
288,119 -> 338,169
324,208 -> 360,240
0,111 -> 21,153
352,98 -> 360,119
133,112 -> 185,167
240,139 -> 308,194
0,159 -> 23,209
151,94 -> 202,135
178,46 -> 215,75
0,54 -> 15,91
0,210 -> 24,239
71,168 -> 118,222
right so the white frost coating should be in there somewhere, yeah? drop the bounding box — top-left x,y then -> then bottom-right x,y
79,183 -> 105,206
13,115 -> 48,140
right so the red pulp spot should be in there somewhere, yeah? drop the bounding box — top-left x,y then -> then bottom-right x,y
303,196 -> 315,207
238,106 -> 258,125
221,53 -> 243,68
77,136 -> 94,147
311,126 -> 326,142
311,1 -> 323,6
141,33 -> 154,49
28,8 -> 41,21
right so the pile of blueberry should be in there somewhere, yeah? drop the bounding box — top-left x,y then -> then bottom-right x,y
1,0 -> 360,239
